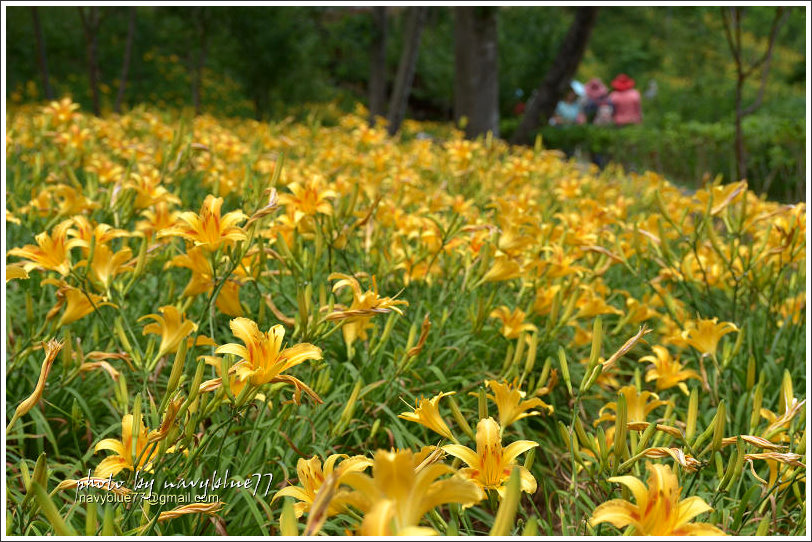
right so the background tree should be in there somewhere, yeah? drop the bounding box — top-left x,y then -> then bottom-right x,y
510,7 -> 598,145
77,6 -> 103,116
368,6 -> 388,125
188,7 -> 210,116
721,6 -> 790,182
31,7 -> 54,101
454,6 -> 499,139
386,6 -> 428,135
114,7 -> 137,114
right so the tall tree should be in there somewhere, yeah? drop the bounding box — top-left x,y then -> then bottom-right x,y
386,7 -> 428,136
114,7 -> 137,114
189,7 -> 209,116
510,7 -> 598,145
368,6 -> 388,125
454,7 -> 500,139
721,6 -> 790,184
77,6 -> 103,116
31,7 -> 54,100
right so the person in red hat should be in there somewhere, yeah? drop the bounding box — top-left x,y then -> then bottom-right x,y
609,73 -> 642,126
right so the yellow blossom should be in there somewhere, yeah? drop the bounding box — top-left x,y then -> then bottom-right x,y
399,391 -> 456,441
202,317 -> 322,404
639,345 -> 701,395
682,317 -> 738,358
485,379 -> 552,428
326,273 -> 408,347
443,417 -> 538,497
590,463 -> 725,535
8,219 -> 81,276
340,447 -> 484,535
272,454 -> 373,517
158,194 -> 247,250
489,306 -> 537,339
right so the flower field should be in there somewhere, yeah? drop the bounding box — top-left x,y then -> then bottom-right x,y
4,99 -> 807,536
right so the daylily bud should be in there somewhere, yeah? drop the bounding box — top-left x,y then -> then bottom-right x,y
596,426 -> 609,469
522,517 -> 539,536
132,235 -> 148,279
221,356 -> 234,403
523,447 -> 536,471
717,445 -> 738,492
490,467 -> 522,536
686,387 -> 698,441
369,418 -> 380,440
162,338 -> 188,410
280,498 -> 299,536
749,383 -> 763,434
635,422 -> 658,455
522,331 -> 538,381
448,395 -> 474,442
756,511 -> 771,536
588,317 -> 603,369
558,347 -> 572,396
131,395 -> 142,462
478,387 -> 488,420
746,355 -> 756,391
575,417 -> 597,456
711,400 -> 726,455
334,380 -> 362,437
22,452 -> 48,509
779,370 -> 793,416
614,392 -> 629,463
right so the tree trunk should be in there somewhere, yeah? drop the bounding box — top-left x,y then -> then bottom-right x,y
454,7 -> 500,139
190,7 -> 208,116
31,7 -> 54,100
114,7 -> 137,114
368,6 -> 388,125
510,7 -> 598,145
386,6 -> 428,136
78,7 -> 102,116
721,6 -> 789,186
734,76 -> 745,182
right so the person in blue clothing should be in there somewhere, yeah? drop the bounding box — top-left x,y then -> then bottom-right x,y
550,81 -> 586,126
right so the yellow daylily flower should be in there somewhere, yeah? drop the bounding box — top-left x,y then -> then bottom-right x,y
594,385 -> 671,427
8,219 -> 81,276
482,255 -> 522,283
639,345 -> 701,395
443,417 -> 538,498
590,463 -> 725,535
76,243 -> 133,291
139,305 -> 212,360
42,279 -> 117,327
67,216 -> 131,253
94,414 -> 163,478
158,194 -> 247,251
682,317 -> 738,358
166,245 -> 244,316
277,177 -> 338,223
340,447 -> 484,535
6,339 -> 64,432
204,317 -> 322,404
6,263 -> 29,282
399,391 -> 456,441
489,306 -> 537,339
272,454 -> 373,518
485,379 -> 552,428
326,273 -> 408,347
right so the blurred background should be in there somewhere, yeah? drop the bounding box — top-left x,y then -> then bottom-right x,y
5,5 -> 807,201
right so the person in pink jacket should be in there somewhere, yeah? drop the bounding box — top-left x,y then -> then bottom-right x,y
609,73 -> 642,126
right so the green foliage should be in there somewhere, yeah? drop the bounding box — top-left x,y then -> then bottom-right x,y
512,114 -> 805,202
